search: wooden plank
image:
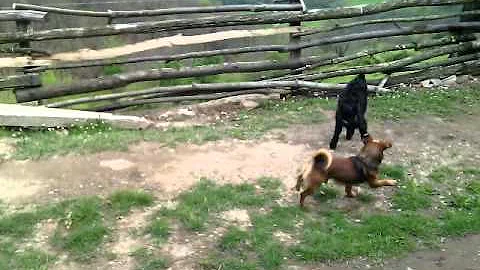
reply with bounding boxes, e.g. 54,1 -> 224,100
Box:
0,104 -> 153,129
0,10 -> 47,21
13,3 -> 302,17
0,74 -> 41,89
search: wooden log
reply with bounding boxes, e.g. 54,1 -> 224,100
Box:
0,74 -> 41,90
1,27 -> 299,68
397,52 -> 480,71
0,10 -> 47,21
272,36 -> 467,80
13,3 -> 303,17
0,0 -> 474,43
12,55 -> 367,102
296,10 -> 480,37
15,40 -> 478,102
27,35 -> 466,74
280,41 -> 480,81
7,21 -> 480,70
45,80 -> 389,108
378,60 -> 480,86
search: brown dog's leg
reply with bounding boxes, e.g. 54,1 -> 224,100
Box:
345,184 -> 357,197
299,179 -> 324,207
368,175 -> 397,188
295,173 -> 303,191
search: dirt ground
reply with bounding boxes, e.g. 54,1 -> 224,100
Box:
1,107 -> 479,269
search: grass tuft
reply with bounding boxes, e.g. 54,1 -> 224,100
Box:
108,190 -> 154,215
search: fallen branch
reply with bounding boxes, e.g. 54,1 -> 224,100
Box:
86,89 -> 287,112
45,80 -> 389,108
0,0 -> 474,43
13,3 -> 303,17
295,10 -> 480,36
0,10 -> 46,21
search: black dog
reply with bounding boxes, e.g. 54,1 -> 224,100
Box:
329,74 -> 369,150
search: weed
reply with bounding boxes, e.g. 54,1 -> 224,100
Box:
108,190 -> 154,215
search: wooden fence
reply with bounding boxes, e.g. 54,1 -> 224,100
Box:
0,0 -> 479,111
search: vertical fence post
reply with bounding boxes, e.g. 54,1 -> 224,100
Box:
285,0 -> 303,99
15,19 -> 42,105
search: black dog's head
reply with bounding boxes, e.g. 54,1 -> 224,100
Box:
346,74 -> 367,95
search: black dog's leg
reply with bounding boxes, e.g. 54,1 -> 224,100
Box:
358,115 -> 368,139
329,117 -> 343,149
346,126 -> 355,140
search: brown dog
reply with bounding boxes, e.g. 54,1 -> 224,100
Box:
295,136 -> 397,207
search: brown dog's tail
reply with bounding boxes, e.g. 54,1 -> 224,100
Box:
295,149 -> 332,191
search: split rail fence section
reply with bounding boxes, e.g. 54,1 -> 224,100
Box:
0,0 -> 479,111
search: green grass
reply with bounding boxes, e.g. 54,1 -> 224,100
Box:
158,179 -> 280,231
108,190 -> 154,215
357,192 -> 376,203
1,97 -> 333,160
0,241 -> 54,270
429,166 -> 457,183
292,211 -> 439,261
392,180 -> 433,211
4,86 -> 479,160
313,184 -> 340,202
219,226 -> 250,251
51,197 -> 108,261
147,218 -> 170,242
370,87 -> 480,121
131,247 -> 168,270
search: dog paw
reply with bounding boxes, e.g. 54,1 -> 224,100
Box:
387,180 -> 397,186
329,141 -> 337,150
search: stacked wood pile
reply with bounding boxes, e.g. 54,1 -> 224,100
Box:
0,0 -> 478,111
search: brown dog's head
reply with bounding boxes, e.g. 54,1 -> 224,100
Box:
360,135 -> 392,164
